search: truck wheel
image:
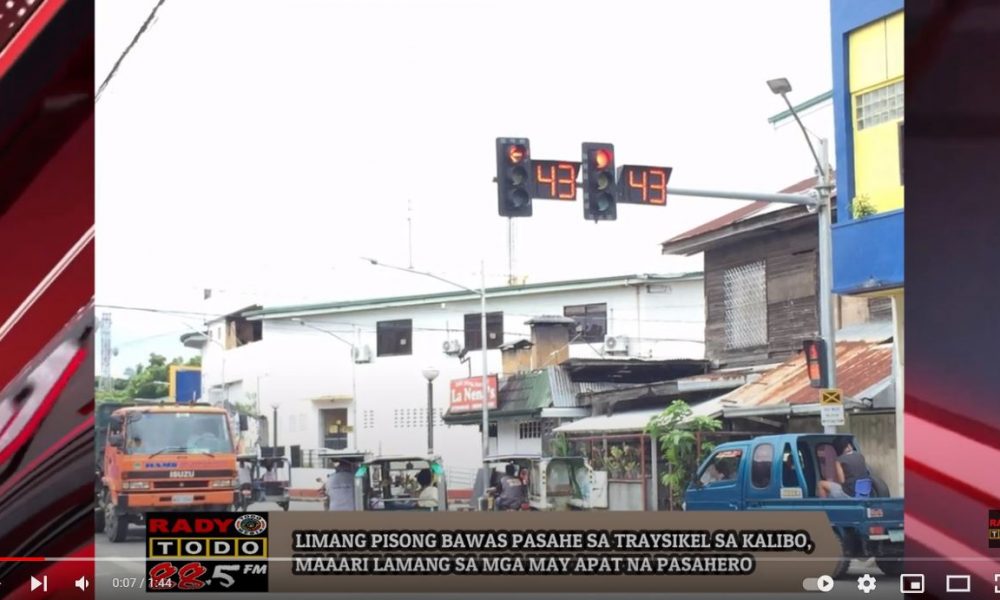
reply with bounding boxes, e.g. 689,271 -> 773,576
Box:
105,498 -> 128,543
831,532 -> 852,580
876,557 -> 903,578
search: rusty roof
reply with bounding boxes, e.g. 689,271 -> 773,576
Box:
663,174 -> 835,246
721,341 -> 893,408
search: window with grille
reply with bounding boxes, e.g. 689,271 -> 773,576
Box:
464,312 -> 504,351
723,260 -> 767,349
518,421 -> 542,439
563,303 -> 607,343
377,319 -> 412,357
868,297 -> 893,322
855,80 -> 903,131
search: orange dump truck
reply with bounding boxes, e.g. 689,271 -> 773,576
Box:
95,402 -> 241,542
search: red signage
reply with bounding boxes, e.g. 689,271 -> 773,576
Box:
449,375 -> 498,413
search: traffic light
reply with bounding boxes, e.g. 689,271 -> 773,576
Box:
802,339 -> 829,388
582,142 -> 616,221
496,138 -> 532,217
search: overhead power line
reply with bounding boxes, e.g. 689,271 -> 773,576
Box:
96,0 -> 169,102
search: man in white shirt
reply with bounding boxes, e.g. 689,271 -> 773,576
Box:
416,469 -> 438,509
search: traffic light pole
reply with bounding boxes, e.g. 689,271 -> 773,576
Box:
667,156 -> 838,434
815,139 -> 839,434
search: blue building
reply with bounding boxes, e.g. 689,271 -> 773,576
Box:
829,0 -> 904,491
830,0 -> 903,297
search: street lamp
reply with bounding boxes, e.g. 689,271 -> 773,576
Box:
768,76 -> 838,433
363,257 -> 491,461
292,317 -> 359,450
422,367 -> 440,456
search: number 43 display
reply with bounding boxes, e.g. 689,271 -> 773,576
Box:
495,138 -> 673,221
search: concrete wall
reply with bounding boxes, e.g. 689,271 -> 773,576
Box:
198,278 -> 705,477
847,411 -> 898,497
608,482 -> 644,511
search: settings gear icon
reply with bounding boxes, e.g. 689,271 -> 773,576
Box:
857,574 -> 877,594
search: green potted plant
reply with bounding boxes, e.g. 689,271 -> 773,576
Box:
852,194 -> 877,219
606,446 -> 625,479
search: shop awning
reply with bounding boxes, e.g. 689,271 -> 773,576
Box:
553,396 -> 729,435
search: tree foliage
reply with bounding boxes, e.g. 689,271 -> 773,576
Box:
646,399 -> 722,510
96,353 -> 202,404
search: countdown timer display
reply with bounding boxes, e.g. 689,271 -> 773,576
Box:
618,165 -> 673,205
532,160 -> 580,200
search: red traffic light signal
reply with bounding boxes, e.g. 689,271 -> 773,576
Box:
496,138 -> 532,217
507,144 -> 527,164
802,339 -> 829,388
582,142 -> 616,222
593,148 -> 612,170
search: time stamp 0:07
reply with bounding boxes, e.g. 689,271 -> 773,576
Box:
112,562 -> 259,591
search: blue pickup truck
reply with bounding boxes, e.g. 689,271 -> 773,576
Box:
684,433 -> 904,578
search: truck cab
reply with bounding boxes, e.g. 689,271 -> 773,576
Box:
97,403 -> 239,542
684,434 -> 904,578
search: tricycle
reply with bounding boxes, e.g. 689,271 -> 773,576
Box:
478,455 -> 602,511
354,455 -> 448,511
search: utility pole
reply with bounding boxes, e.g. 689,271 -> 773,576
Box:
99,312 -> 112,391
766,77 -> 839,434
272,404 -> 278,448
407,199 -> 414,269
507,218 -> 516,285
816,138 -> 838,397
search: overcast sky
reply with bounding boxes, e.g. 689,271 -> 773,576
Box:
95,0 -> 833,376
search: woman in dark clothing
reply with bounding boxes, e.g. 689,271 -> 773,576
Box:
833,437 -> 870,496
817,437 -> 870,498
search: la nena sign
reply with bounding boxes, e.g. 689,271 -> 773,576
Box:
449,375 -> 498,413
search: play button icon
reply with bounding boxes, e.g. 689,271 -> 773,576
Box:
30,576 -> 47,592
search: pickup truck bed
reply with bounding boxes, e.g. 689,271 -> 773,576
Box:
685,434 -> 905,578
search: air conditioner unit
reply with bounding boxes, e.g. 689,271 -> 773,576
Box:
352,345 -> 373,364
442,340 -> 464,356
603,335 -> 630,355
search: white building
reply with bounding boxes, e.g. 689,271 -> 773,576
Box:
186,272 -> 705,481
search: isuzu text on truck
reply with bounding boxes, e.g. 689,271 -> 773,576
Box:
96,402 -> 240,542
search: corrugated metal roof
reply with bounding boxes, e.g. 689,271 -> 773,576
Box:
721,341 -> 894,408
497,370 -> 551,413
548,367 -> 623,407
554,396 -> 730,434
444,367 -> 633,423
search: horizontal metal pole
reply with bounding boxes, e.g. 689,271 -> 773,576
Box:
496,177 -> 821,207
669,187 -> 819,207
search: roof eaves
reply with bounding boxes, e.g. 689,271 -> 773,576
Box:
661,206 -> 816,256
245,272 -> 704,320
